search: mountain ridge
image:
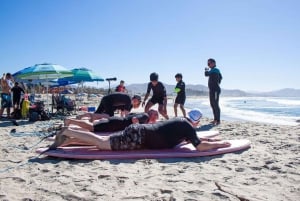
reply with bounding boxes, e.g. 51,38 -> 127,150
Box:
126,83 -> 300,97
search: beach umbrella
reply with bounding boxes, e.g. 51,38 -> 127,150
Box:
56,67 -> 104,83
56,67 -> 104,94
13,63 -> 73,110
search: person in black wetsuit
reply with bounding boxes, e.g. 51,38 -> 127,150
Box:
95,93 -> 141,117
142,72 -> 169,120
49,117 -> 230,151
11,82 -> 25,112
64,110 -> 159,132
174,73 -> 186,117
205,58 -> 222,125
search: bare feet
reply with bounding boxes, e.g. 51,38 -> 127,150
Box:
210,120 -> 221,125
48,128 -> 68,150
197,141 -> 231,152
64,118 -> 71,126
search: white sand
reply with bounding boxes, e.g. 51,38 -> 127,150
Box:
0,104 -> 299,201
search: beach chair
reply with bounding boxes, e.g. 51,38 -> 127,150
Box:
51,94 -> 76,116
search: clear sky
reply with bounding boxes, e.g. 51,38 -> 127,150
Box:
1,0 -> 299,92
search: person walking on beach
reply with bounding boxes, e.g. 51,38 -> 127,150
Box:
49,115 -> 230,151
0,73 -> 14,118
174,73 -> 186,117
142,72 -> 169,120
115,80 -> 128,93
95,93 -> 141,117
205,58 -> 222,125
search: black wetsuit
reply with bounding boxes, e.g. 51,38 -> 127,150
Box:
109,118 -> 201,150
174,80 -> 186,105
205,67 -> 222,122
93,113 -> 149,132
146,81 -> 167,104
11,86 -> 25,106
95,93 -> 132,116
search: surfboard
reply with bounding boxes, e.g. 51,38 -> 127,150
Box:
46,130 -> 220,141
37,139 -> 250,160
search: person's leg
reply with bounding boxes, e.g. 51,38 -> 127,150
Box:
179,104 -> 186,117
50,127 -> 111,150
209,91 -> 217,122
196,141 -> 230,151
174,103 -> 178,117
210,91 -> 220,124
144,101 -> 154,113
64,118 -> 94,131
158,104 -> 169,119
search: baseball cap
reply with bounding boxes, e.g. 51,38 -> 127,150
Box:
188,108 -> 202,122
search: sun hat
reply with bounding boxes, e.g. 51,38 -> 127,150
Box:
188,108 -> 202,122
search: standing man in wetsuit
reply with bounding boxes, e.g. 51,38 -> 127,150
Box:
142,72 -> 169,120
11,82 -> 25,113
174,73 -> 186,118
95,93 -> 141,117
205,58 -> 222,125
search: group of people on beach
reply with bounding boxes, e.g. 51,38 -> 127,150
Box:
0,73 -> 26,119
1,58 -> 227,153
49,58 -> 227,153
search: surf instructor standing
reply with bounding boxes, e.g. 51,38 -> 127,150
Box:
205,58 -> 222,125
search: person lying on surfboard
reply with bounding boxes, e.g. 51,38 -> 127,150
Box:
49,110 -> 230,152
63,109 -> 159,132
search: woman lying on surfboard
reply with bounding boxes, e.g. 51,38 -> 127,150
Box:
49,111 -> 230,152
63,109 -> 159,132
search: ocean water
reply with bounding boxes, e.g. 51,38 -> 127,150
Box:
182,96 -> 300,126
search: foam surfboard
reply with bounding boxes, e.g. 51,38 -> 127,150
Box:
46,130 -> 220,141
37,139 -> 250,160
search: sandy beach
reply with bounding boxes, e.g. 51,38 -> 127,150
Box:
0,103 -> 299,201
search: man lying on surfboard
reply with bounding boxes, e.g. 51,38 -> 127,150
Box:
49,111 -> 230,152
63,109 -> 159,132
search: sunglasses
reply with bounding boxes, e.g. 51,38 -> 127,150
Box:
207,63 -> 211,65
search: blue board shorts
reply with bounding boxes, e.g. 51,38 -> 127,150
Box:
1,93 -> 12,108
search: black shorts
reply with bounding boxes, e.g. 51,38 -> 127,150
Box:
109,124 -> 146,150
175,95 -> 186,105
149,96 -> 164,105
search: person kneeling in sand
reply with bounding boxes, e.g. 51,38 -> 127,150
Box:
49,112 -> 230,152
64,109 -> 159,132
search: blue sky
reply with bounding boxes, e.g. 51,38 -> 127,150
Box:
1,0 -> 299,92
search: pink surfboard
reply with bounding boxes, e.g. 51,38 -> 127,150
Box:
37,139 -> 250,160
46,130 -> 220,141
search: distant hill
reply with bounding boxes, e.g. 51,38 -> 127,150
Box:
253,88 -> 300,97
126,83 -> 300,97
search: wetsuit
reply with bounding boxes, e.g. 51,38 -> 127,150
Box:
205,67 -> 222,122
146,81 -> 167,105
95,93 -> 132,116
109,117 -> 201,150
11,85 -> 25,107
93,112 -> 149,132
174,80 -> 186,105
